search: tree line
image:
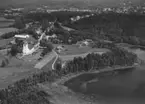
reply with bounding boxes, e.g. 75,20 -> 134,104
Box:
56,45 -> 137,75
66,13 -> 145,46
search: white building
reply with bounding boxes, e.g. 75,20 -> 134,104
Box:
14,35 -> 29,39
45,34 -> 57,40
56,45 -> 65,53
77,39 -> 93,47
36,28 -> 42,35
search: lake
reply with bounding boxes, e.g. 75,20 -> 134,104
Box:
64,66 -> 145,104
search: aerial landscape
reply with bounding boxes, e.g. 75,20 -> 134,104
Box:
0,0 -> 145,104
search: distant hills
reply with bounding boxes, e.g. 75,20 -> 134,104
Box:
0,0 -> 141,8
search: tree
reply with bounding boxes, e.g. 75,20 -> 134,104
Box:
41,19 -> 50,32
1,60 -> 6,67
40,40 -> 54,57
14,17 -> 25,29
10,44 -> 19,56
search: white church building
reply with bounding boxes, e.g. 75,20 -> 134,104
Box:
14,34 -> 39,56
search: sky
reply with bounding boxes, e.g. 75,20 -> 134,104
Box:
0,0 -> 143,8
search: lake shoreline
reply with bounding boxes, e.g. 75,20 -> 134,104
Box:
54,63 -> 138,85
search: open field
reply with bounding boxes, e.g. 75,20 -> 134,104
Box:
34,51 -> 56,69
54,44 -> 109,55
0,17 -> 14,22
0,22 -> 14,28
0,28 -> 17,36
0,68 -> 36,89
0,38 -> 13,47
42,57 -> 56,71
59,48 -> 109,61
0,17 -> 14,28
0,57 -> 36,89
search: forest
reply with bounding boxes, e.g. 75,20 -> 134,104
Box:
66,13 -> 145,46
24,11 -> 91,23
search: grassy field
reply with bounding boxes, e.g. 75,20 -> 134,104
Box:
42,57 -> 56,71
0,17 -> 14,22
0,28 -> 17,35
0,38 -> 13,47
0,49 -> 42,89
0,57 -> 36,89
59,48 -> 109,62
54,44 -> 109,55
0,22 -> 14,27
53,44 -> 109,61
0,17 -> 14,28
0,67 -> 36,89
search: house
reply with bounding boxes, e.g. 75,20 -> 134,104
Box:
61,61 -> 67,69
45,34 -> 57,40
35,28 -> 42,35
55,45 -> 65,53
77,39 -> 93,47
25,22 -> 33,29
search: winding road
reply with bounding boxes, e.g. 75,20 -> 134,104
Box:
52,50 -> 59,70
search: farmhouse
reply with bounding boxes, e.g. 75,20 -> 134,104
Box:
77,39 -> 94,47
55,45 -> 66,53
35,27 -> 42,35
45,34 -> 57,40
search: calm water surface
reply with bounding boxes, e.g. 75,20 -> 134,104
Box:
65,66 -> 145,104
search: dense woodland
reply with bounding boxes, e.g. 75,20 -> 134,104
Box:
24,11 -> 91,23
0,42 -> 137,104
40,40 -> 53,57
66,13 -> 145,46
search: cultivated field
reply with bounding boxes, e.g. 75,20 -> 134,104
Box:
57,44 -> 109,61
34,51 -> 56,69
59,48 -> 109,61
0,17 -> 14,28
0,17 -> 14,22
0,28 -> 17,36
0,38 -> 13,47
54,44 -> 109,55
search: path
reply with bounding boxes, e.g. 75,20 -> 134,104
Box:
52,50 -> 59,70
